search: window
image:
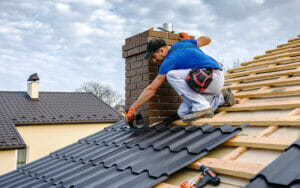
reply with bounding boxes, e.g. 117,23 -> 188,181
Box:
17,148 -> 27,168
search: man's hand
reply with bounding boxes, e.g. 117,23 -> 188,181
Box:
179,32 -> 190,40
126,107 -> 136,122
197,36 -> 211,47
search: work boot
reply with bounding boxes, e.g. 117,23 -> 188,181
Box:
182,108 -> 213,123
222,87 -> 236,106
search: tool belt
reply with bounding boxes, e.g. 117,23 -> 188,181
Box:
185,68 -> 214,93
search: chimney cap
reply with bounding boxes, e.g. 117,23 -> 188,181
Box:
27,73 -> 39,81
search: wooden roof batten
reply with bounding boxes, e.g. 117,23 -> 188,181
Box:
162,35 -> 300,187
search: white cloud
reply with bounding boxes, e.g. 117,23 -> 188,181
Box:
0,0 -> 299,96
56,3 -> 71,13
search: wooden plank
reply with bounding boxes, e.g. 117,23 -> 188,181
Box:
228,76 -> 300,90
223,136 -> 297,150
189,116 -> 300,126
154,183 -> 179,188
187,158 -> 265,179
288,37 -> 300,43
218,100 -> 300,112
266,43 -> 300,54
278,40 -> 300,48
241,51 -> 300,66
225,66 -> 300,83
254,51 -> 300,62
234,86 -> 300,99
227,56 -> 300,74
225,61 -> 300,79
254,48 -> 299,60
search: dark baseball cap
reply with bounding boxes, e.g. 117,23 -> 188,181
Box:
144,38 -> 166,59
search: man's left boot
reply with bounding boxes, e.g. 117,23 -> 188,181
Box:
182,108 -> 213,123
222,87 -> 236,106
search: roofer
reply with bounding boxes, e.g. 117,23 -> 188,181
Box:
126,32 -> 235,123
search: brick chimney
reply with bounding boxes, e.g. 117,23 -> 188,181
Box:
123,28 -> 189,125
27,73 -> 40,100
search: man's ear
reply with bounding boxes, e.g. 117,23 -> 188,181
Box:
161,47 -> 167,54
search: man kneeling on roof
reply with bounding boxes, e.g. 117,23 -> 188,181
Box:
126,32 -> 235,123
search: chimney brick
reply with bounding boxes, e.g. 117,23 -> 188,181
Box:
123,28 -> 193,125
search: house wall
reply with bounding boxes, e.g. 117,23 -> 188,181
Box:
0,150 -> 16,175
16,123 -> 111,162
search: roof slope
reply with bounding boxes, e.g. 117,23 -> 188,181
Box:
0,91 -> 122,150
0,111 -> 25,150
0,119 -> 247,188
166,35 -> 300,187
246,138 -> 300,188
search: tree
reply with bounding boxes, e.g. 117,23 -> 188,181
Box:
76,81 -> 124,112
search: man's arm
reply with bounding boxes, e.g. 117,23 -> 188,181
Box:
131,74 -> 166,110
197,36 -> 211,47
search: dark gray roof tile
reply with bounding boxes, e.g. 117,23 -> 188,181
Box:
0,119 -> 247,188
246,137 -> 300,188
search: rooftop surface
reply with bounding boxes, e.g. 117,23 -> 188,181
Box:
0,119 -> 246,188
0,91 -> 122,150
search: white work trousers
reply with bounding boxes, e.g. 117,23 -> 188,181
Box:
166,69 -> 225,118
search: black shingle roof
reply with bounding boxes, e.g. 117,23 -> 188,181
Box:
0,111 -> 26,150
0,119 -> 247,188
246,138 -> 300,188
0,91 -> 122,150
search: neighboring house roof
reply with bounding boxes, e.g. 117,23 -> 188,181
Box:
246,137 -> 300,188
0,119 -> 247,188
0,111 -> 26,150
0,91 -> 123,150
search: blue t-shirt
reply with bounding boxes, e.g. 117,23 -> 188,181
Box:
158,39 -> 220,75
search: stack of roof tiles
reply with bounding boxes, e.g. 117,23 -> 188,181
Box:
0,91 -> 122,150
0,119 -> 247,188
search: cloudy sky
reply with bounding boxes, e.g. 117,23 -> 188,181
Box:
0,0 -> 299,96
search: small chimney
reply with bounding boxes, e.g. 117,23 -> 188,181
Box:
27,73 -> 39,100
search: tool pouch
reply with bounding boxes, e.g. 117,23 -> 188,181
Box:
185,69 -> 214,93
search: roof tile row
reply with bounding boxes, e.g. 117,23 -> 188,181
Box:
0,119 -> 247,188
